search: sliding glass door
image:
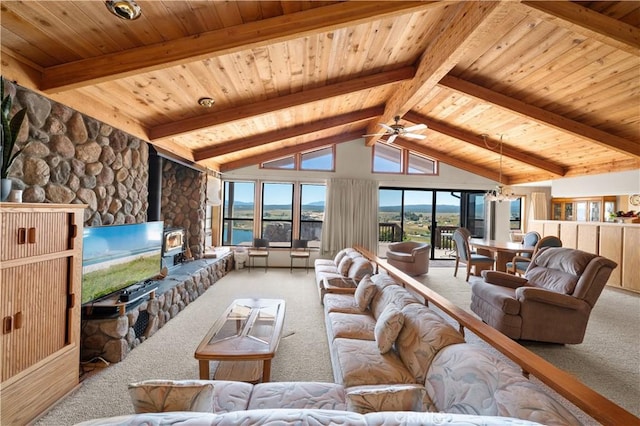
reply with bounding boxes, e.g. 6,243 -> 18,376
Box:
379,187 -> 486,260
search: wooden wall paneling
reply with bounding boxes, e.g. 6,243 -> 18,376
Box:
559,222 -> 578,248
622,226 -> 640,292
528,221 -> 544,236
598,226 -> 623,287
576,224 -> 599,254
543,221 -> 560,237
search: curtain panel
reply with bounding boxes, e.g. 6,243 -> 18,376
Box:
528,192 -> 549,228
321,178 -> 379,256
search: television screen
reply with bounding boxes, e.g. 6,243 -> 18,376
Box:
82,221 -> 163,305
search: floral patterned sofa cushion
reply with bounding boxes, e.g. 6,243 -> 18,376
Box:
326,311 -> 376,341
128,380 -> 216,413
425,343 -> 581,426
396,303 -> 466,384
331,338 -> 416,387
346,384 -> 431,413
248,382 -> 347,411
75,410 -> 545,426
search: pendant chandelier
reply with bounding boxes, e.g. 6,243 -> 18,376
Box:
483,134 -> 517,203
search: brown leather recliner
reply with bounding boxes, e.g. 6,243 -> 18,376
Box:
470,247 -> 617,344
386,241 -> 430,276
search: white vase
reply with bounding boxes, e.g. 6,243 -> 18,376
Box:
1,178 -> 12,201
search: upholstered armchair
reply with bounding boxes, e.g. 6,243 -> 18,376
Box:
386,241 -> 430,276
507,235 -> 561,276
470,247 -> 617,344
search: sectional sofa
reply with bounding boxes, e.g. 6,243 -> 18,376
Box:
321,271 -> 581,425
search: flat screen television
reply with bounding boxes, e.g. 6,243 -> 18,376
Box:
81,221 -> 164,305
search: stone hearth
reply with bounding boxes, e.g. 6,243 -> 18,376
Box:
81,251 -> 232,363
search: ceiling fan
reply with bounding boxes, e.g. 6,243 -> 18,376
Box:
363,115 -> 428,144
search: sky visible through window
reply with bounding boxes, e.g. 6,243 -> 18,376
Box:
225,182 -> 326,205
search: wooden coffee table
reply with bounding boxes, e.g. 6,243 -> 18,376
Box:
194,298 -> 285,383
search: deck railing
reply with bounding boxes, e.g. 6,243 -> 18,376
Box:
353,245 -> 638,426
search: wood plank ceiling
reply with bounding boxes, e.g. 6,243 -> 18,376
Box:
1,1 -> 638,185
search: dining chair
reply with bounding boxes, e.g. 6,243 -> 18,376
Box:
505,231 -> 540,274
290,239 -> 310,273
452,228 -> 494,281
248,238 -> 270,272
507,235 -> 562,276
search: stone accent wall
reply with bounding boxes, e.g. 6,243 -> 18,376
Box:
161,159 -> 206,259
81,254 -> 232,363
3,80 -> 148,226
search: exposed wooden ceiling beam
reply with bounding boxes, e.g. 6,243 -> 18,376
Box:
40,2 -> 437,92
521,1 -> 640,56
390,138 -> 503,183
364,1 -> 511,146
218,130 -> 363,173
194,107 -> 383,161
150,66 -> 415,141
439,75 -> 640,158
403,111 -> 566,177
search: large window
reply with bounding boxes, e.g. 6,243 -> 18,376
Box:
221,180 -> 325,248
373,142 -> 437,174
262,183 -> 293,247
261,146 -> 334,171
300,184 -> 325,248
222,181 -> 255,246
379,187 -> 486,259
510,198 -> 523,230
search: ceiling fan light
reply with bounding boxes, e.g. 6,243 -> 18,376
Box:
105,0 -> 142,20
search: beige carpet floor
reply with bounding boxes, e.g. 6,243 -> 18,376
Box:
35,266 -> 639,425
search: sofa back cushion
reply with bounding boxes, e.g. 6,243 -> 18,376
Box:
333,248 -> 350,265
370,285 -> 419,320
337,255 -> 353,276
347,257 -> 375,282
395,304 -> 465,384
425,344 -> 581,425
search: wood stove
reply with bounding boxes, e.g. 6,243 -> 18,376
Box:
163,227 -> 185,269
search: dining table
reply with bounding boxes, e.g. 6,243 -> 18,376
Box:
469,238 -> 535,273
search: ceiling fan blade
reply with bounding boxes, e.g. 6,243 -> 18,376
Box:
379,123 -> 395,132
387,134 -> 398,144
403,123 -> 427,132
362,132 -> 388,137
405,133 -> 427,140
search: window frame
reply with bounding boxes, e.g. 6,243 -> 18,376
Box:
261,145 -> 335,172
372,142 -> 437,175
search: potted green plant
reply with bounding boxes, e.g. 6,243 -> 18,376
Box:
1,76 -> 27,201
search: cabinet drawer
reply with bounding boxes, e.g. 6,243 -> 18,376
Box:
1,212 -> 72,261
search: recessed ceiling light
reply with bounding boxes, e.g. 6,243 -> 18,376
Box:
105,0 -> 142,20
198,97 -> 215,108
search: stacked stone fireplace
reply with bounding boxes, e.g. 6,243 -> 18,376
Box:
2,80 -> 222,364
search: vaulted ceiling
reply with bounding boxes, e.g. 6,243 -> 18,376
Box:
1,1 -> 638,185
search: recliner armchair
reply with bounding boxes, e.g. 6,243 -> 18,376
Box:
470,247 -> 617,344
385,241 -> 430,276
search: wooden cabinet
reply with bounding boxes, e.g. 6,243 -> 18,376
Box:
551,196 -> 616,222
0,203 -> 85,425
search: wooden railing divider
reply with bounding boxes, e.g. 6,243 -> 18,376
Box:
353,245 -> 638,426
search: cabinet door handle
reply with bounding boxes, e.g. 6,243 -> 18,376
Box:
28,227 -> 36,244
18,227 -> 27,244
2,316 -> 11,334
13,312 -> 23,329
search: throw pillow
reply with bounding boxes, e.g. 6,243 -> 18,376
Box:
374,304 -> 404,353
128,380 -> 214,413
337,255 -> 353,276
354,274 -> 376,311
346,384 -> 428,413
